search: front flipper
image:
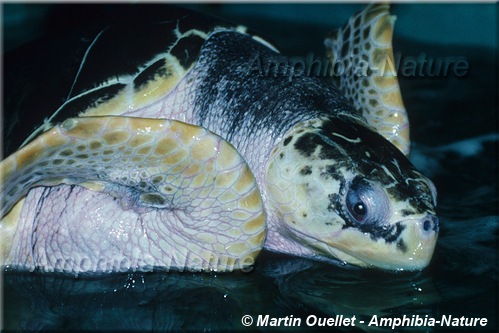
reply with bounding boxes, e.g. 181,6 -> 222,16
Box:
325,4 -> 410,156
1,117 -> 266,272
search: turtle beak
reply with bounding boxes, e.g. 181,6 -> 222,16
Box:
396,213 -> 439,270
313,213 -> 439,271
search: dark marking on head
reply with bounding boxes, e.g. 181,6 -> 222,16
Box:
400,209 -> 414,217
341,217 -> 406,244
381,223 -> 405,243
283,136 -> 293,146
319,165 -> 344,181
294,133 -> 320,158
397,239 -> 407,253
327,193 -> 340,213
387,179 -> 435,215
317,116 -> 418,183
318,143 -> 346,162
299,166 -> 312,176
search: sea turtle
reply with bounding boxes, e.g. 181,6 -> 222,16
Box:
1,4 -> 438,273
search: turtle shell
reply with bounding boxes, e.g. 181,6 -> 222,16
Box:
3,5 -> 276,156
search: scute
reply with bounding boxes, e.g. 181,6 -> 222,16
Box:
54,84 -> 128,122
6,10 -> 235,155
70,21 -> 182,97
325,4 -> 410,156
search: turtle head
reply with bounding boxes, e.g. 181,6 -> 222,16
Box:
266,116 -> 438,271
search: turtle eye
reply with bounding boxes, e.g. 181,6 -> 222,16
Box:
346,192 -> 367,222
344,177 -> 390,225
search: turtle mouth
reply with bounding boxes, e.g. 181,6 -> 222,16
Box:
294,214 -> 439,271
353,220 -> 438,271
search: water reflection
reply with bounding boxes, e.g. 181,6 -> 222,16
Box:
262,254 -> 442,332
4,268 -> 260,331
4,253 -> 444,332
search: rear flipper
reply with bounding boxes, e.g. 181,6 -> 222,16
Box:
1,116 -> 266,272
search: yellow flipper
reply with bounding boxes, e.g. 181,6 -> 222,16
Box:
1,116 -> 266,272
325,3 -> 410,156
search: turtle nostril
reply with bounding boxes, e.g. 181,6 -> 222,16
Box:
423,220 -> 432,231
422,216 -> 439,233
